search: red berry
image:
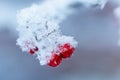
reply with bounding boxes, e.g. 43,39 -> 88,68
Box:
33,47 -> 39,51
29,47 -> 39,55
59,43 -> 75,58
48,54 -> 62,67
29,49 -> 35,55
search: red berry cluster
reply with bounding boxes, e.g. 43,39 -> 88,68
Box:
48,43 -> 75,67
29,47 -> 39,55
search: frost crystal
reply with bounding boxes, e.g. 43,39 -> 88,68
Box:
16,0 -> 107,67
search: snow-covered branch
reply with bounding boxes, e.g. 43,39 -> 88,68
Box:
16,0 -> 107,67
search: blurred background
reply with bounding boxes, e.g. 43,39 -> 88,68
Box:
1,0 -> 120,80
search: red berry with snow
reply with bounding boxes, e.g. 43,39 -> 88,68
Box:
59,43 -> 75,58
29,47 -> 39,55
29,49 -> 35,55
48,53 -> 62,67
34,47 -> 39,51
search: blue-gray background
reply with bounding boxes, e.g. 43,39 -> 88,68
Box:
0,0 -> 120,80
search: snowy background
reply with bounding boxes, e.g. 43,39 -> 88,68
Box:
0,0 -> 120,80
